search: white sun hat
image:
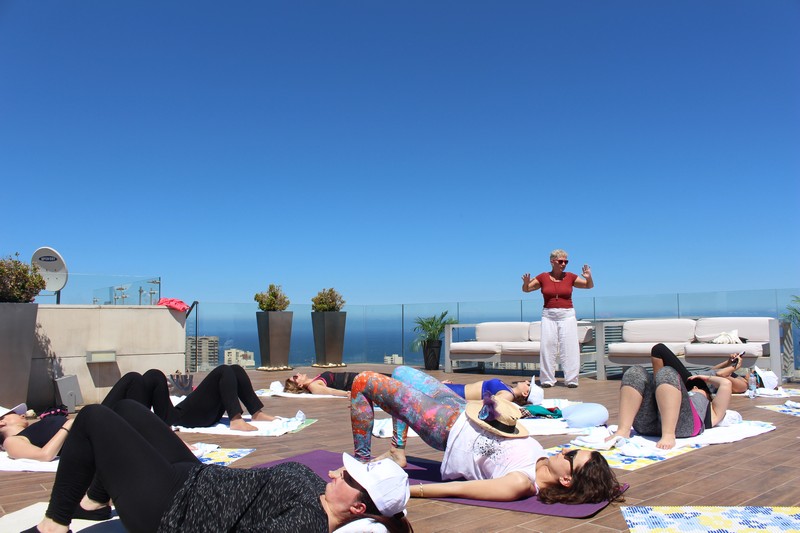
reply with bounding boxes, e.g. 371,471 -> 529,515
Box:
0,403 -> 27,417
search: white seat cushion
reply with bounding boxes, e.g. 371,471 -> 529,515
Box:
608,341 -> 689,356
476,322 -> 530,342
449,341 -> 501,355
528,322 -> 542,342
621,319 -> 696,343
694,317 -> 772,343
499,341 -> 541,355
684,342 -> 767,358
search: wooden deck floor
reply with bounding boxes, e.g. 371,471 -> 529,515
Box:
2,364 -> 799,532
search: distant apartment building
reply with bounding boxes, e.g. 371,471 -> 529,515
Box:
185,336 -> 219,372
224,348 -> 256,369
383,354 -> 404,365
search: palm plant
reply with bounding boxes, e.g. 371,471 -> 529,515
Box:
782,295 -> 800,329
411,311 -> 458,351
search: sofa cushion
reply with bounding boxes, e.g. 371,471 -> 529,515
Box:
528,322 -> 542,342
608,341 -> 689,357
621,319 -> 696,343
684,342 -> 767,358
476,322 -> 530,342
694,317 -> 772,343
449,341 -> 501,355
499,341 -> 541,355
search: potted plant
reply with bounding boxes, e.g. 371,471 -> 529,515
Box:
412,311 -> 458,370
311,288 -> 346,367
254,284 -> 293,370
0,253 -> 46,406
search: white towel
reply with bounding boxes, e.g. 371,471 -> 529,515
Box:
372,418 -> 418,438
255,386 -> 346,399
174,411 -> 308,437
518,418 -> 591,436
0,451 -> 58,472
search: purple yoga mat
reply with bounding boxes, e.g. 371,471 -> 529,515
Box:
254,449 -> 626,518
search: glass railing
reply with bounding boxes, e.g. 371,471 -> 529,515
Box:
182,288 -> 799,370
32,277 -> 798,371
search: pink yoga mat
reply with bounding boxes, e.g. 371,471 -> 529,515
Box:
255,449 -> 626,518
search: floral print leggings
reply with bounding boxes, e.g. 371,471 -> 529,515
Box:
350,366 -> 467,462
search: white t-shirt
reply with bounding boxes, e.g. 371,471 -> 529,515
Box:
440,412 -> 545,487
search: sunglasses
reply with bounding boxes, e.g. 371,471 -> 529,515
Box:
564,449 -> 578,475
554,259 -> 569,265
342,470 -> 363,491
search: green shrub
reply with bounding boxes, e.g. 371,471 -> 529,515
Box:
311,288 -> 345,312
0,253 -> 46,303
254,284 -> 290,311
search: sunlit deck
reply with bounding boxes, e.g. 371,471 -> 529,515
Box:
2,364 -> 799,532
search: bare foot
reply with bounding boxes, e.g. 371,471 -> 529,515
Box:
79,495 -> 110,511
33,517 -> 70,533
374,447 -> 407,468
251,411 -> 275,422
230,417 -> 258,431
656,435 -> 676,450
606,429 -> 630,443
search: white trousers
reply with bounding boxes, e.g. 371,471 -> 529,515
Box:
537,308 -> 580,385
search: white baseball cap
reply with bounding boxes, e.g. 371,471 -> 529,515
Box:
0,403 -> 27,418
341,453 -> 409,517
527,382 -> 544,405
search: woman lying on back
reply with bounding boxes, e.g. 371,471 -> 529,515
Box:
0,403 -> 70,462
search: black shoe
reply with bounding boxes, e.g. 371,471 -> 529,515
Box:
567,383 -> 579,389
539,382 -> 554,388
72,505 -> 112,521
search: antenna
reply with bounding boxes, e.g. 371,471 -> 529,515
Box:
31,247 -> 68,304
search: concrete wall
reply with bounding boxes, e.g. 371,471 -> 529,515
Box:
28,305 -> 186,409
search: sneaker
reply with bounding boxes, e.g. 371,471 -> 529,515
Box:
567,383 -> 579,389
539,382 -> 554,388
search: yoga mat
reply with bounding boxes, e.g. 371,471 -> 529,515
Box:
549,443 -> 698,472
255,449 -> 625,518
621,505 -> 800,532
0,502 -> 124,532
757,403 -> 800,417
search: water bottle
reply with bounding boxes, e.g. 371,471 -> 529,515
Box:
748,371 -> 758,399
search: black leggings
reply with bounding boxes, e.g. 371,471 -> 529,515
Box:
47,401 -> 199,533
650,343 -> 711,396
103,364 -> 265,427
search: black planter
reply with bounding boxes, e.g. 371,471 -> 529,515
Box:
311,311 -> 346,365
0,303 -> 38,407
422,340 -> 442,371
256,311 -> 293,367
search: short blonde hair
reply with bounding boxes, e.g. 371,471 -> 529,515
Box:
550,249 -> 568,260
284,378 -> 308,394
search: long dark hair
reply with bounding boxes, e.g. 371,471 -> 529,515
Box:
537,451 -> 625,505
337,485 -> 414,533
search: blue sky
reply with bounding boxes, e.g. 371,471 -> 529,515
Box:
2,1 -> 798,306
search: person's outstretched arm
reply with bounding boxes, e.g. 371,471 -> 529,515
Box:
521,273 -> 541,292
573,264 -> 594,288
410,472 -> 534,501
306,380 -> 349,397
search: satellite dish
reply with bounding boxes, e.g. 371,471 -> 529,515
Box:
31,246 -> 68,293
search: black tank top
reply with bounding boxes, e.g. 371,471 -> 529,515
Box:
18,415 -> 67,449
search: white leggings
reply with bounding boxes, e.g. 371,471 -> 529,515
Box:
537,308 -> 580,385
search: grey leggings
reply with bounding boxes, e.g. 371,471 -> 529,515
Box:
622,365 -> 701,438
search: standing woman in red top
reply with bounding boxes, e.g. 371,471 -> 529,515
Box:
521,249 -> 593,388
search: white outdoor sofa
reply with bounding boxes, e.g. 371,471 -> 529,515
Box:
598,316 -> 782,381
443,321 -> 594,373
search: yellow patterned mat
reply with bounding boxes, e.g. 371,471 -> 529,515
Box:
547,443 -> 699,471
622,505 -> 800,532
